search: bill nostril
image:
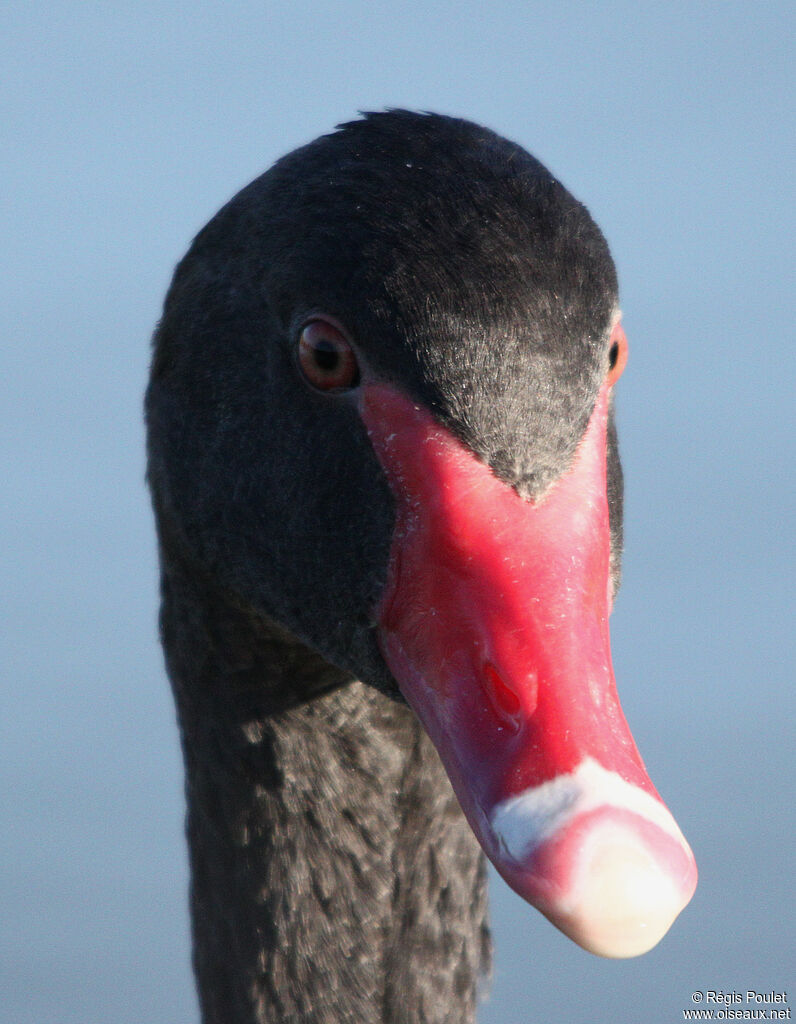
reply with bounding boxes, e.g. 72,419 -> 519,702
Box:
484,661 -> 537,727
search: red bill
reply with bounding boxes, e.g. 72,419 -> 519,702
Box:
360,380 -> 697,958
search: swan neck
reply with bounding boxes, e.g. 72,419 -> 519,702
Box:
158,560 -> 489,1023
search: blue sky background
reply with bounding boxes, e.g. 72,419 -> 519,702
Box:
3,3 -> 793,1022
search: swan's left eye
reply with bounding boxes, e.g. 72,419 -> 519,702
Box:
607,321 -> 628,386
298,319 -> 360,392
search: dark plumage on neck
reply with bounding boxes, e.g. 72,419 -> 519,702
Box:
157,546 -> 489,1024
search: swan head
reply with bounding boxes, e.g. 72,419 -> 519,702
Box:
146,110 -> 696,958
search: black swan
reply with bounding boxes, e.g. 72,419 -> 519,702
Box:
146,110 -> 696,1024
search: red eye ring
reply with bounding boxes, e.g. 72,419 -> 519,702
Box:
297,318 -> 360,393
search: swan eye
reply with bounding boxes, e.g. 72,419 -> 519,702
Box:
298,319 -> 360,392
606,321 -> 628,386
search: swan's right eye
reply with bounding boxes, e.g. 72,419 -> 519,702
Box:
298,319 -> 360,393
